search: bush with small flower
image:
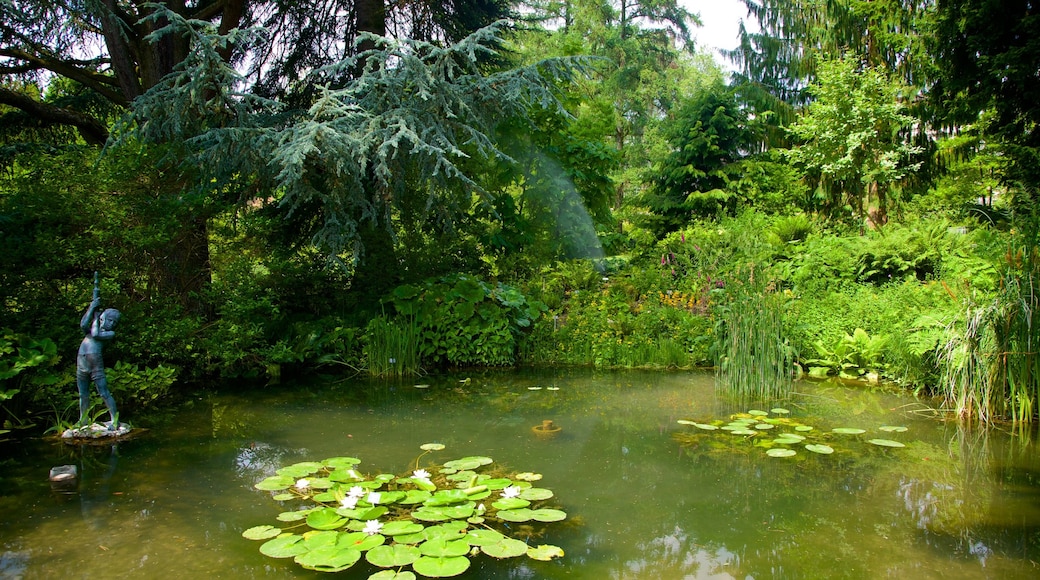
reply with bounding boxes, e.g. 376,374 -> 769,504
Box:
243,443 -> 567,577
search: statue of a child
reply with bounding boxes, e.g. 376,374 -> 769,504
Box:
77,272 -> 121,430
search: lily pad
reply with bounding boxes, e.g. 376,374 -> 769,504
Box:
693,422 -> 719,430
527,544 -> 565,561
754,423 -> 775,430
242,525 -> 282,540
879,425 -> 908,433
294,546 -> 362,573
481,538 -> 529,559
676,420 -> 696,425
303,511 -> 347,536
495,508 -> 533,522
442,456 -> 493,470
414,384 -> 431,389
420,443 -> 445,451
766,448 -> 797,458
466,529 -> 505,546
400,490 -> 433,505
868,438 -> 906,448
795,425 -> 814,432
804,444 -> 834,454
519,487 -> 554,501
832,427 -> 866,435
276,462 -> 324,478
492,498 -> 530,510
412,555 -> 470,577
255,475 -> 294,491
380,521 -> 425,536
370,570 -> 417,580
748,409 -> 769,416
323,457 -> 362,469
419,539 -> 470,558
530,508 -> 567,522
773,436 -> 803,445
728,428 -> 757,435
514,472 -> 542,482
366,544 -> 421,568
770,408 -> 791,414
259,534 -> 307,558
277,508 -> 315,522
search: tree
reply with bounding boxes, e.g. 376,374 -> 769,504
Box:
0,1 -> 513,308
726,0 -> 931,147
642,83 -> 759,233
784,57 -> 921,225
930,0 -> 1040,193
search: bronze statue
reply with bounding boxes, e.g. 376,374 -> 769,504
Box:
77,272 -> 121,430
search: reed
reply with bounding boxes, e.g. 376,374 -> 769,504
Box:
938,226 -> 1039,423
364,316 -> 421,377
715,287 -> 793,402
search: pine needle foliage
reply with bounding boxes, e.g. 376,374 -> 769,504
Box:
116,9 -> 594,261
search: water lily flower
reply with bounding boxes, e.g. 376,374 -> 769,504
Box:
295,479 -> 310,490
367,491 -> 381,505
363,520 -> 383,536
413,469 -> 431,481
502,486 -> 521,499
348,486 -> 365,498
476,503 -> 486,514
339,495 -> 359,509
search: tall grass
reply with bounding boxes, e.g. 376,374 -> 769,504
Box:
364,316 -> 422,377
715,286 -> 793,402
938,235 -> 1039,423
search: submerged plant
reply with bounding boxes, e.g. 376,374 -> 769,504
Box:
244,444 -> 566,577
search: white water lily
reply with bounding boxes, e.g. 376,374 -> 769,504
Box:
339,495 -> 359,509
501,486 -> 521,499
294,479 -> 310,490
367,491 -> 381,505
348,486 -> 365,498
363,520 -> 383,535
413,469 -> 431,480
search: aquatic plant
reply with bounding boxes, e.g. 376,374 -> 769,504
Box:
676,408 -> 909,458
244,444 -> 566,577
714,277 -> 793,401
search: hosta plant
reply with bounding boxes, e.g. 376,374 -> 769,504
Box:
244,444 -> 566,577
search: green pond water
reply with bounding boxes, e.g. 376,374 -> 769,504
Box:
2,368 -> 1040,579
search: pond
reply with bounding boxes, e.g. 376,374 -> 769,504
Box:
2,368 -> 1039,579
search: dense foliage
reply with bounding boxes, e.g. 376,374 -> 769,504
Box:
1,0 -> 1039,430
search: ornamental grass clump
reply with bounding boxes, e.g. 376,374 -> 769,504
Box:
244,444 -> 567,577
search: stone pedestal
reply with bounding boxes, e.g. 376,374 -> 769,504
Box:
61,422 -> 131,440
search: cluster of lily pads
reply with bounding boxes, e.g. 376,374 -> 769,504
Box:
244,444 -> 566,578
677,408 -> 909,458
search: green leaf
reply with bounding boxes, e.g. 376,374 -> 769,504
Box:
495,508 -> 533,522
481,538 -> 529,558
766,448 -> 797,457
412,555 -> 471,577
276,462 -> 324,477
527,544 -> 565,561
530,509 -> 567,522
369,571 -> 417,580
868,439 -> 906,448
294,545 -> 361,572
804,444 -> 834,454
242,525 -> 281,540
519,488 -> 554,501
380,521 -> 425,536
259,534 -> 307,558
832,428 -> 866,434
491,498 -> 530,510
420,539 -> 470,558
465,529 -> 505,546
306,508 -> 347,530
255,475 -> 294,491
366,544 -> 421,568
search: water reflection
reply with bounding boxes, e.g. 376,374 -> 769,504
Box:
1,370 -> 1039,579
